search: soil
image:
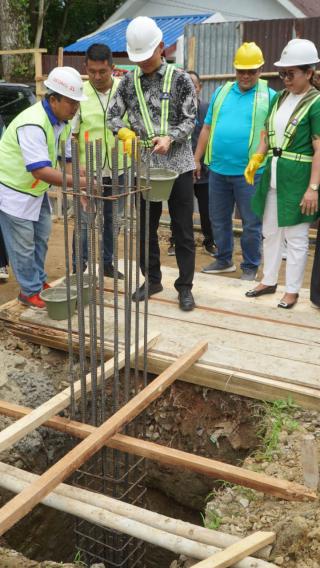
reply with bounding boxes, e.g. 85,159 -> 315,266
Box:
0,220 -> 319,567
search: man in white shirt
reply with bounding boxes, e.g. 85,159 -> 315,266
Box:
0,67 -> 87,309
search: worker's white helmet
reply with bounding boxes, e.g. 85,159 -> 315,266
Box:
44,66 -> 87,101
126,16 -> 163,62
274,39 -> 320,67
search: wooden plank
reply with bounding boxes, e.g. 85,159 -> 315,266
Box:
187,36 -> 196,70
0,333 -> 159,454
191,532 -> 275,568
0,341 -> 207,536
2,314 -> 320,410
57,47 -> 64,67
0,49 -> 47,55
0,400 -> 315,502
146,351 -> 320,411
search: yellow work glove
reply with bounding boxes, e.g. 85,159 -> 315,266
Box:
244,153 -> 265,185
118,127 -> 136,156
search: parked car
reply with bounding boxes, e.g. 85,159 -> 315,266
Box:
0,81 -> 36,127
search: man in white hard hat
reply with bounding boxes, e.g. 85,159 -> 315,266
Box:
108,16 -> 197,311
0,66 -> 87,309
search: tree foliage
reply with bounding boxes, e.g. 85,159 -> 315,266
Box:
1,1 -> 125,54
40,0 -> 125,53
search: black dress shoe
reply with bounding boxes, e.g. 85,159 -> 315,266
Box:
132,282 -> 163,302
278,294 -> 299,309
104,263 -> 124,280
245,284 -> 277,298
178,288 -> 195,311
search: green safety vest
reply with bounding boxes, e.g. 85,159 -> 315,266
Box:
79,79 -> 126,172
133,64 -> 175,147
204,79 -> 270,165
0,101 -> 70,197
266,88 -> 320,163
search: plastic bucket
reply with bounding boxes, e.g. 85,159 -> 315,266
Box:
40,286 -> 77,321
62,274 -> 90,306
141,168 -> 179,202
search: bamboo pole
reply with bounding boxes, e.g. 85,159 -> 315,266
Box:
0,463 -> 276,568
0,341 -> 207,536
0,400 -> 314,503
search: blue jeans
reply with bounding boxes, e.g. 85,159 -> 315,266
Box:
72,175 -> 124,271
208,171 -> 262,270
0,193 -> 51,295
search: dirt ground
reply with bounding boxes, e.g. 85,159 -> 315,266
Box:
0,217 -> 317,305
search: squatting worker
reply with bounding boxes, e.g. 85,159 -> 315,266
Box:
194,43 -> 276,281
107,16 -> 197,312
71,43 -> 126,279
245,39 -> 320,309
0,67 -> 87,309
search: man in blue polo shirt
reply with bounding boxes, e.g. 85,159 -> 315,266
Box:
194,42 -> 276,280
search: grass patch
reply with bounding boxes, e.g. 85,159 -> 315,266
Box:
254,397 -> 300,461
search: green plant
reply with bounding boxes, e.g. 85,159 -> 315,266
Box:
255,397 -> 299,461
205,508 -> 222,530
73,550 -> 87,567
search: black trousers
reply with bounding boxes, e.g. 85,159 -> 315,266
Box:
310,221 -> 320,307
194,182 -> 214,245
140,170 -> 195,290
169,181 -> 214,247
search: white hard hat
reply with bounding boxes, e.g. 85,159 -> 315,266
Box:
274,38 -> 320,67
44,66 -> 87,101
126,16 -> 163,62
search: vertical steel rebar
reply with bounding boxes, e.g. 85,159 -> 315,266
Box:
71,138 -> 87,422
86,139 -> 98,426
95,139 -> 105,425
61,141 -> 76,417
134,138 -> 141,390
143,149 -> 151,388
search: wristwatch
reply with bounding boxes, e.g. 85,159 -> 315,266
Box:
309,183 -> 319,191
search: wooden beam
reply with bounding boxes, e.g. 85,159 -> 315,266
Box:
0,333 -> 159,454
0,401 -> 315,502
191,532 -> 275,568
0,341 -> 207,536
187,36 -> 196,70
0,49 -> 47,55
57,47 -> 64,67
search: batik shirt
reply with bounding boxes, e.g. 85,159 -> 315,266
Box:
107,60 -> 197,175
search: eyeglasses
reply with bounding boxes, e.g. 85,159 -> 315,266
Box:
237,69 -> 259,76
279,70 -> 301,80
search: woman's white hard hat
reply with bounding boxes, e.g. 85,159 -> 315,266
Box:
126,16 -> 163,62
274,38 -> 320,67
44,66 -> 87,101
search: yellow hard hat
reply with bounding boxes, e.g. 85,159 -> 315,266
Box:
234,42 -> 264,69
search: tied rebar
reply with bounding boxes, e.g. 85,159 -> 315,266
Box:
61,135 -> 150,567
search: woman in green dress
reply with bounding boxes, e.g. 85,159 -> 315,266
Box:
244,38 -> 320,309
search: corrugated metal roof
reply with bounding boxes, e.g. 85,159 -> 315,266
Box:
184,21 -> 241,103
64,14 -> 212,53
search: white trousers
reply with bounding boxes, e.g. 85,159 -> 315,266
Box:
261,188 -> 310,293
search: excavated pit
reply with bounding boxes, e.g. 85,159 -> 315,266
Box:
0,330 -> 263,567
